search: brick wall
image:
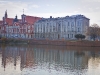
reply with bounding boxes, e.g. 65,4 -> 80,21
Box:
27,39 -> 100,47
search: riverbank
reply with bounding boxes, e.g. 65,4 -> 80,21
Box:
0,38 -> 100,47
28,39 -> 100,47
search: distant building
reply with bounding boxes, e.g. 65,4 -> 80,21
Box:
34,15 -> 90,40
0,10 -> 41,39
0,11 -> 90,40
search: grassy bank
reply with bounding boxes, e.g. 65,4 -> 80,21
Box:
0,37 -> 100,47
0,38 -> 28,44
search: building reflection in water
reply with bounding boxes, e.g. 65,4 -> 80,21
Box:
0,44 -> 100,73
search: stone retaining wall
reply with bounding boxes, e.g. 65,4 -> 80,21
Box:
27,39 -> 100,47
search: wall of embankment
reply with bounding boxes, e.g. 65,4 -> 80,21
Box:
27,40 -> 100,47
1,38 -> 100,47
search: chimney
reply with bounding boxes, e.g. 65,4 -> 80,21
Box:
50,16 -> 52,19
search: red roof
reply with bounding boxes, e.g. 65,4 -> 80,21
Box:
6,18 -> 22,25
0,21 -> 3,24
25,16 -> 41,24
1,15 -> 41,25
6,18 -> 14,25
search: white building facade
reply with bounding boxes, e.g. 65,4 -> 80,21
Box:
34,15 -> 90,40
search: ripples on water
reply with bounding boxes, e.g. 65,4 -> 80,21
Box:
0,44 -> 100,75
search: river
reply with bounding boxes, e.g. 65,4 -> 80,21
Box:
0,44 -> 100,75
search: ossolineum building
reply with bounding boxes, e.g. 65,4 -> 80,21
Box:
34,15 -> 90,40
0,10 -> 41,39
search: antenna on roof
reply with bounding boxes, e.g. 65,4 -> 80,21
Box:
23,9 -> 24,14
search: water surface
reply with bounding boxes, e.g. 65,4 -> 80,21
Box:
0,44 -> 100,75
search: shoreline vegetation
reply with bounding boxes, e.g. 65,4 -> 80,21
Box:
0,37 -> 100,47
0,38 -> 28,44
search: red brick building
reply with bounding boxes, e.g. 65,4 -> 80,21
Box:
0,10 -> 41,39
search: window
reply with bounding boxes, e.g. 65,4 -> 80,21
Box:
53,26 -> 55,32
50,26 -> 52,32
78,28 -> 80,32
58,23 -> 61,32
64,26 -> 66,32
72,28 -> 74,32
68,34 -> 69,38
47,23 -> 49,25
68,22 -> 69,26
71,22 -> 74,27
77,21 -> 79,26
71,34 -> 73,38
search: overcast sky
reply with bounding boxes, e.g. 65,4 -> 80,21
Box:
0,0 -> 100,25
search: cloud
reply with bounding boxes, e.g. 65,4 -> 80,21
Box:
0,1 -> 29,18
0,0 -> 39,19
77,0 -> 100,14
79,12 -> 100,25
82,0 -> 100,2
0,0 -> 8,2
31,5 -> 40,8
0,0 -> 100,26
46,4 -> 55,7
26,12 -> 80,18
0,0 -> 41,19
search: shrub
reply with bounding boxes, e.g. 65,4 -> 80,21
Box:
75,34 -> 85,40
1,37 -> 7,42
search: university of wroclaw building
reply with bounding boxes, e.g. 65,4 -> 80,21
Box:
34,15 -> 90,40
0,10 -> 41,39
0,10 -> 90,40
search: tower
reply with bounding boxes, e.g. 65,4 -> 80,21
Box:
5,10 -> 8,18
2,10 -> 8,24
21,9 -> 26,23
2,17 -> 5,24
13,15 -> 18,22
21,14 -> 26,23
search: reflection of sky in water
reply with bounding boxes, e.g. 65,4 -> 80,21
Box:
0,45 -> 100,75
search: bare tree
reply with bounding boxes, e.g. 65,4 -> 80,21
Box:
87,24 -> 100,41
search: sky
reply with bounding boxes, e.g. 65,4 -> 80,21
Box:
0,0 -> 100,25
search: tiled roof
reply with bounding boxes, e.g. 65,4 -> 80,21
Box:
6,18 -> 14,25
1,15 -> 41,25
25,16 -> 41,24
6,18 -> 22,25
